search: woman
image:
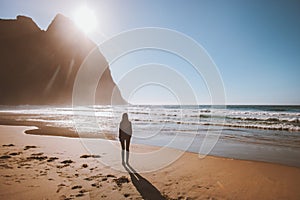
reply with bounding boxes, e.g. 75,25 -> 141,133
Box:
119,113 -> 132,164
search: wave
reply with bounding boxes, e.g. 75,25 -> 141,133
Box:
1,105 -> 300,132
226,116 -> 300,124
203,122 -> 300,132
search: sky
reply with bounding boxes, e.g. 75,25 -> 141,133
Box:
0,0 -> 299,105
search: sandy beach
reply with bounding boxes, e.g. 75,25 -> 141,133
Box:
1,0 -> 300,199
0,125 -> 300,200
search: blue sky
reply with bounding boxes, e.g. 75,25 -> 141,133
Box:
1,0 -> 299,105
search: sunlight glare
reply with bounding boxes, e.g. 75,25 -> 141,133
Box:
74,6 -> 97,34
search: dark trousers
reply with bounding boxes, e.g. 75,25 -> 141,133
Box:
120,137 -> 131,152
120,137 -> 131,164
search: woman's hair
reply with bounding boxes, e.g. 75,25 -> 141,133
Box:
122,113 -> 128,121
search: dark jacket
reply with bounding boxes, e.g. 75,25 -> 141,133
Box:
119,120 -> 132,140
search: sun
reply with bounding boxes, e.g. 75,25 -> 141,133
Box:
73,6 -> 97,34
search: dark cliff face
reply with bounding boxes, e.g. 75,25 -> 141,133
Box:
0,14 -> 125,105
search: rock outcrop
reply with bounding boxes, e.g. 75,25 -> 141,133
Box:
0,14 -> 125,105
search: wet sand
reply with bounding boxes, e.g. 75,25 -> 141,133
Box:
0,125 -> 300,199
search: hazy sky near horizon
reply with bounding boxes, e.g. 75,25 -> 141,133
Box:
1,0 -> 299,105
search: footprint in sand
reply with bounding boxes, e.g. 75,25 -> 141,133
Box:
56,160 -> 73,168
0,155 -> 11,159
71,185 -> 82,190
59,195 -> 67,200
57,164 -> 70,169
61,159 -> 73,164
31,152 -> 43,156
24,145 -> 37,150
47,157 -> 59,162
79,189 -> 87,194
113,176 -> 130,187
123,193 -> 130,198
91,183 -> 102,188
107,174 -> 116,178
80,154 -> 101,159
2,144 -> 14,147
56,183 -> 66,193
59,195 -> 73,200
9,152 -> 22,156
27,155 -> 48,161
75,193 -> 84,197
0,164 -> 13,169
82,164 -> 88,168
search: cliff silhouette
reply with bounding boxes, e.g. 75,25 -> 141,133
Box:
0,14 -> 125,105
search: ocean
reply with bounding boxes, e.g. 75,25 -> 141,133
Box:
0,105 -> 299,167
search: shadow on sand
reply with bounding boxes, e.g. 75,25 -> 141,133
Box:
123,163 -> 166,200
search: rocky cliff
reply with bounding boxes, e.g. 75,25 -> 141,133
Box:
0,14 -> 125,105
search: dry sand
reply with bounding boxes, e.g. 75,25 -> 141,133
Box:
0,125 -> 300,200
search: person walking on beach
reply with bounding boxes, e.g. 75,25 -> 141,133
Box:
119,113 -> 132,165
